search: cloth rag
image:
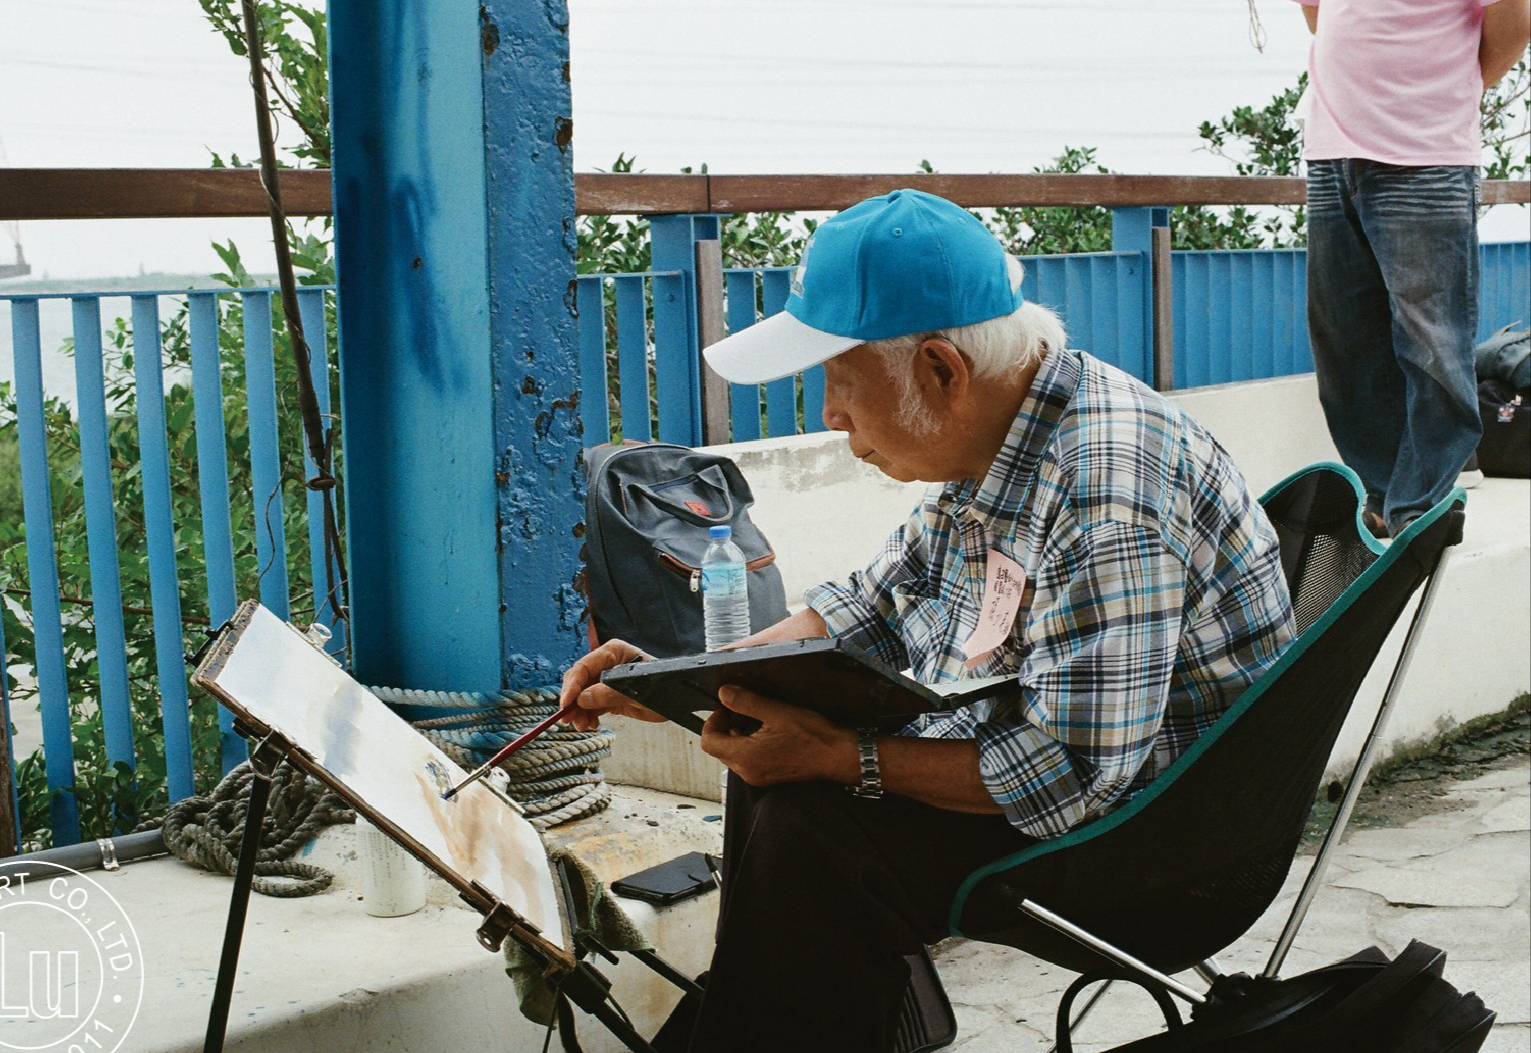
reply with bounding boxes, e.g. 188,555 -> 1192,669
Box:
503,846 -> 652,1025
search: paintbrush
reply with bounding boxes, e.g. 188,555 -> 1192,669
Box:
441,701 -> 577,801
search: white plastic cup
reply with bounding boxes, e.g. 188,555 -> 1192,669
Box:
357,819 -> 427,917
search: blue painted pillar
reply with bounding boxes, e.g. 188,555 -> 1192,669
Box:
1111,207 -> 1170,384
329,1 -> 583,691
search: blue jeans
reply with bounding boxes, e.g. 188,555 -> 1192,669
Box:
1306,160 -> 1482,534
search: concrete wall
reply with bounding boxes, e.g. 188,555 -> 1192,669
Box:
602,372 -> 1530,797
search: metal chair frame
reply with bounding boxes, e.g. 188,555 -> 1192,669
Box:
1023,536 -> 1458,1049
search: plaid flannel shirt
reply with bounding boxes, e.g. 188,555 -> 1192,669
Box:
805,349 -> 1295,838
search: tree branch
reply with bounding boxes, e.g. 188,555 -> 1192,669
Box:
2,588 -> 210,627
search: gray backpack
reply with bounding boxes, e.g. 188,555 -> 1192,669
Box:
580,444 -> 789,658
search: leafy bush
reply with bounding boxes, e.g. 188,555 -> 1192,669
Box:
1,239 -> 337,848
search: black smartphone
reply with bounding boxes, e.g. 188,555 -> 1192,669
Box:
611,851 -> 719,906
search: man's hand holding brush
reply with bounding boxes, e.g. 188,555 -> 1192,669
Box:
556,638 -> 665,731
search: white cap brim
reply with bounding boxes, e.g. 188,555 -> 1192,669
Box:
703,309 -> 861,385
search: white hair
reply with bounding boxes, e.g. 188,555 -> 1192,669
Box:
865,256 -> 1067,433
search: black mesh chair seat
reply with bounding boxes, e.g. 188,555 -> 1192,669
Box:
945,463 -> 1467,977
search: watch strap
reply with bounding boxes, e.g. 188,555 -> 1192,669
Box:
851,727 -> 883,799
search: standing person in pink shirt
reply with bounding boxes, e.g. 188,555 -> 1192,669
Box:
1295,0 -> 1530,538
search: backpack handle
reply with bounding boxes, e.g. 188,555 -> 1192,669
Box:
1054,969 -> 1183,1053
629,465 -> 738,525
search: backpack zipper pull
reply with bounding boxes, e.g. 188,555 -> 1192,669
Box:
690,570 -> 701,593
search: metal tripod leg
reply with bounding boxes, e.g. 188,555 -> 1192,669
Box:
204,731 -> 286,1053
557,958 -> 660,1053
1192,958 -> 1224,985
1020,899 -> 1206,1006
1262,552 -> 1453,979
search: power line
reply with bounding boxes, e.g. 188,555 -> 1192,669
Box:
0,54 -> 240,80
579,106 -> 1193,141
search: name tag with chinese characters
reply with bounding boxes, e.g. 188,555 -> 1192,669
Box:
962,549 -> 1027,669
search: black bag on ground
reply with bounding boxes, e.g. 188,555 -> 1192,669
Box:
581,443 -> 789,658
1055,940 -> 1495,1053
1476,378 -> 1529,479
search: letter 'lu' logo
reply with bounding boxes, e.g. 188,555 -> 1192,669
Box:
0,933 -> 80,1021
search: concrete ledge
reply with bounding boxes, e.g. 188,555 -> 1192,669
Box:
29,788 -> 722,1053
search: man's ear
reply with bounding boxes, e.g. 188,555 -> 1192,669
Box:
917,338 -> 972,400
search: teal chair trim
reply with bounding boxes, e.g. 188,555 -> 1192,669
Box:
947,463 -> 1466,938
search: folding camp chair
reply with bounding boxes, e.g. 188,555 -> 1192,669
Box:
941,463 -> 1467,1046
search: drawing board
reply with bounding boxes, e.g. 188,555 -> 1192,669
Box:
192,601 -> 570,966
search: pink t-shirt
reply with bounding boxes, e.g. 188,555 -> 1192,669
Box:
1295,0 -> 1497,166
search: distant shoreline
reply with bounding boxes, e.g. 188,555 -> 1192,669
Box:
0,272 -> 280,295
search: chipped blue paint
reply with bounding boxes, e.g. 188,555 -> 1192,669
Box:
481,0 -> 585,690
332,0 -> 582,691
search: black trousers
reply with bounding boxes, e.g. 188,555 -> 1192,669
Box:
674,776 -> 1035,1053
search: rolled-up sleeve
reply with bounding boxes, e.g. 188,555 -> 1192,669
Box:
804,502 -> 928,670
973,519 -> 1186,838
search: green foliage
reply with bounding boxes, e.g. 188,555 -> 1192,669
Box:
954,148 -> 1118,256
576,155 -> 816,275
2,4 -> 345,850
197,0 -> 331,167
1482,58 -> 1531,184
0,422 -> 18,526
1198,74 -> 1308,178
0,261 -> 338,848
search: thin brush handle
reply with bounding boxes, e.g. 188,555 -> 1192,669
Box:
441,702 -> 576,799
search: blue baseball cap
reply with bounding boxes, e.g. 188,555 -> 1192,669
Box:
704,189 -> 1023,385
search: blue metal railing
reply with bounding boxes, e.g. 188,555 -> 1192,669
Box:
575,247 -> 1156,446
1481,241 -> 1531,341
3,232 -> 1529,848
1,287 -> 339,846
1173,249 -> 1308,389
573,270 -> 689,446
1171,242 -> 1530,389
1023,251 -> 1149,381
723,266 -> 825,442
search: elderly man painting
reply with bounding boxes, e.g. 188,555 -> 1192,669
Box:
560,190 -> 1295,1053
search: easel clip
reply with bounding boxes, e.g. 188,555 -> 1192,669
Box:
244,727 -> 293,778
465,880 -> 548,957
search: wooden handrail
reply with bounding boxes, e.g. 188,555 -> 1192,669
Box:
2,167 -> 1527,221
0,168 -> 334,220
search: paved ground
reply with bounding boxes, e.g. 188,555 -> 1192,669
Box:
933,758 -> 1531,1052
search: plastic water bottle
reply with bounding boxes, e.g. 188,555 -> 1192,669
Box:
702,524 -> 751,651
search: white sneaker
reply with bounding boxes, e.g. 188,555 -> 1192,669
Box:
1458,454 -> 1484,490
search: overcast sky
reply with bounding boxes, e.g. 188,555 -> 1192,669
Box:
0,0 -> 1525,283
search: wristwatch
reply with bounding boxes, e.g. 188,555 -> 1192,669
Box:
850,727 -> 884,799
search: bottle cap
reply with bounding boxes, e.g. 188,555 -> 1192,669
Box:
708,525 -> 732,540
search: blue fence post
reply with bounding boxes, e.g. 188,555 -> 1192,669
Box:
10,299 -> 79,844
0,604 -> 17,852
130,296 -> 195,803
70,298 -> 137,785
187,292 -> 244,774
1111,207 -> 1169,385
650,214 -> 722,446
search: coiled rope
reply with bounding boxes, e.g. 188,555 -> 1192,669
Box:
160,760 -> 355,897
377,685 -> 615,831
